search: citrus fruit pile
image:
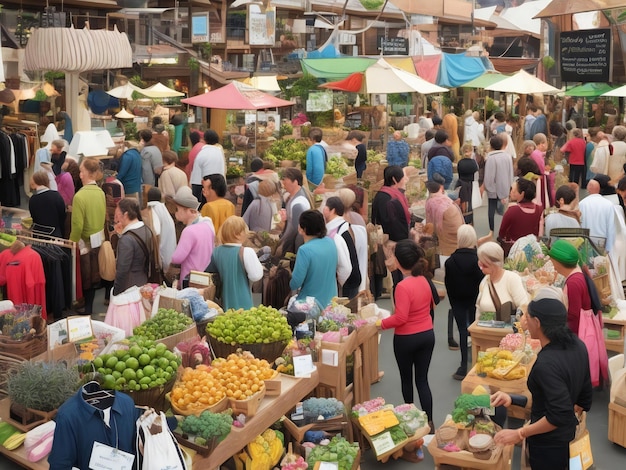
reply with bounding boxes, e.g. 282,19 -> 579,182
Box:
91,340 -> 181,391
207,305 -> 292,345
133,308 -> 194,341
171,365 -> 226,413
210,352 -> 275,400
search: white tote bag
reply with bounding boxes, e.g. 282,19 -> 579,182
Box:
136,410 -> 188,470
471,180 -> 483,209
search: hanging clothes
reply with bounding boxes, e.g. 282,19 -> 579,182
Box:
0,245 -> 47,319
31,243 -> 72,320
0,130 -> 20,206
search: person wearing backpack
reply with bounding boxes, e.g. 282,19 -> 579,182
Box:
323,197 -> 367,299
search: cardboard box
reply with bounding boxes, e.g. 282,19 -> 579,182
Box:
609,401 -> 626,448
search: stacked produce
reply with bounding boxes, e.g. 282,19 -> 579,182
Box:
264,139 -> 308,168
393,404 -> 429,436
316,303 -> 367,343
211,351 -> 276,400
475,349 -> 527,380
207,306 -> 292,346
451,392 -> 491,425
306,436 -> 359,470
176,409 -> 233,447
351,397 -> 386,417
235,429 -> 284,470
89,340 -> 181,391
302,397 -> 344,421
171,365 -> 226,413
325,156 -> 351,179
133,308 -> 194,341
275,337 -> 317,375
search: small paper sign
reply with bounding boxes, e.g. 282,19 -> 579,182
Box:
293,354 -> 314,377
318,462 -> 338,470
67,316 -> 93,343
371,431 -> 395,456
321,349 -> 338,367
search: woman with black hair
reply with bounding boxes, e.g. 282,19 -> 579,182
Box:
491,292 -> 592,470
377,238 -> 435,432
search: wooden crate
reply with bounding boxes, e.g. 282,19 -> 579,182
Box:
159,325 -> 199,350
603,317 -> 626,354
609,402 -> 626,448
229,387 -> 266,418
468,321 -> 514,365
427,438 -> 513,470
317,332 -> 359,407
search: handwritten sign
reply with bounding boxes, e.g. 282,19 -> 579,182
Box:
560,29 -> 611,82
371,431 -> 395,456
379,37 -> 408,55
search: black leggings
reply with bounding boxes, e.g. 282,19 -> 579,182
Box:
392,330 -> 435,421
528,439 -> 569,470
488,198 -> 499,231
569,164 -> 585,187
451,301 -> 476,371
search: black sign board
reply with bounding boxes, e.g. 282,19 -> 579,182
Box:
379,37 -> 409,55
560,29 -> 611,82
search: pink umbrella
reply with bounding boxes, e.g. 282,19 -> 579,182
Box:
182,81 -> 293,110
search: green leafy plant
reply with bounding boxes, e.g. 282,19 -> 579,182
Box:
279,123 -> 293,137
283,74 -> 319,101
542,55 -> 555,70
199,42 -> 212,58
188,57 -> 199,71
7,361 -> 80,412
263,139 -> 308,167
33,89 -> 48,101
124,122 -> 138,141
44,71 -> 64,84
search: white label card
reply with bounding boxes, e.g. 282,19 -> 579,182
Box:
293,354 -> 314,377
89,442 -> 134,470
371,431 -> 395,456
67,316 -> 93,343
90,231 -> 103,249
321,349 -> 338,366
318,462 -> 339,470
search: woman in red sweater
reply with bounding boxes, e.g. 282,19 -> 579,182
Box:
499,178 -> 543,250
378,239 -> 435,430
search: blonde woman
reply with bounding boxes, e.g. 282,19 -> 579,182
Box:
207,216 -> 263,310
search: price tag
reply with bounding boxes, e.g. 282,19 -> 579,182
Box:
89,441 -> 134,470
318,462 -> 338,470
371,431 -> 395,456
293,354 -> 314,377
67,316 -> 93,343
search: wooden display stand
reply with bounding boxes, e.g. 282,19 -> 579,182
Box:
192,370 -> 318,469
603,317 -> 626,354
427,437 -> 513,470
461,361 -> 533,420
0,398 -> 48,469
351,418 -> 429,463
316,331 -> 358,409
608,401 -> 626,448
468,321 -> 514,365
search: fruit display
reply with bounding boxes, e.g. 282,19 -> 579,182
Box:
89,340 -> 181,391
207,306 -> 292,346
171,365 -> 226,414
133,308 -> 194,341
236,429 -> 284,470
325,156 -> 351,178
210,352 -> 275,400
306,436 -> 359,470
475,349 -> 527,380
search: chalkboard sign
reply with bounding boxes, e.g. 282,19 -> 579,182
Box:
560,29 -> 611,82
379,37 -> 409,55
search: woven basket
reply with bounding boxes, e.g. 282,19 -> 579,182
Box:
0,316 -> 47,360
0,353 -> 25,397
208,336 -> 287,363
170,393 -> 228,416
126,378 -> 175,410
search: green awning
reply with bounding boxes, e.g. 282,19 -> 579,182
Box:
301,58 -> 377,80
564,83 -> 616,97
460,71 -> 509,89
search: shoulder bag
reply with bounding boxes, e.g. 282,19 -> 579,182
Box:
128,229 -> 165,285
487,278 -> 514,322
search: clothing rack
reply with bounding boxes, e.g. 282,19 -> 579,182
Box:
12,231 -> 78,303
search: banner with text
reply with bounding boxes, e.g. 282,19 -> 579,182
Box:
560,29 -> 611,83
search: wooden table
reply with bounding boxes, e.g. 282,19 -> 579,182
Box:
0,398 -> 48,469
192,370 -> 318,469
427,437 -> 513,470
461,359 -> 534,420
351,418 -> 429,463
603,317 -> 626,354
468,321 -> 514,365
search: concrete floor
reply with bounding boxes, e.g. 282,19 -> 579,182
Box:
2,191 -> 626,469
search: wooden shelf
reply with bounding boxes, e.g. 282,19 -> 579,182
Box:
603,317 -> 626,354
0,398 -> 48,470
351,417 -> 429,463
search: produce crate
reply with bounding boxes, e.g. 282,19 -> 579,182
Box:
157,295 -> 186,313
427,437 -> 512,470
170,394 -> 228,416
264,371 -> 282,396
603,317 -> 626,354
229,387 -> 266,418
6,400 -> 57,432
172,433 -> 220,457
283,412 -> 353,443
0,316 -> 47,360
310,449 -> 361,470
609,401 -> 626,448
158,325 -> 199,350
208,336 -> 288,363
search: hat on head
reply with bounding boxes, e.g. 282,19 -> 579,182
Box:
548,239 -> 579,267
173,186 -> 199,210
527,297 -> 567,324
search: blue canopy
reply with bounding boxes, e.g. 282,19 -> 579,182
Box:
437,53 -> 488,88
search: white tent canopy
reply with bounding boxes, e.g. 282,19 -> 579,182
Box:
107,82 -> 144,99
602,85 -> 626,97
141,82 -> 185,98
485,69 -> 560,94
365,58 -> 448,94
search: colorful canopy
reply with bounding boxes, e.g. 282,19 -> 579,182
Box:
182,81 -> 293,110
565,83 -> 616,97
460,71 -> 509,89
364,58 -> 448,94
319,73 -> 365,93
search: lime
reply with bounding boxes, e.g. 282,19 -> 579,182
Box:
105,356 -> 119,369
127,379 -> 137,389
102,375 -> 116,390
138,354 -> 151,366
97,367 -> 106,375
114,361 -> 126,373
141,383 -> 149,390
169,360 -> 178,370
158,357 -> 169,369
115,377 -> 126,386
112,371 -> 122,380
139,377 -> 152,385
143,365 -> 156,377
147,348 -> 157,359
155,343 -> 167,355
129,345 -> 142,357
126,357 -> 140,370
93,357 -> 104,369
115,349 -> 127,359
136,369 -> 144,380
123,369 -> 136,382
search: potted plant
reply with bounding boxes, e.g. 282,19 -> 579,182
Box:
7,361 -> 79,429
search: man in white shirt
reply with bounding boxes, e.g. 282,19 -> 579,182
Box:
190,129 -> 225,203
323,196 -> 367,299
580,179 -> 616,253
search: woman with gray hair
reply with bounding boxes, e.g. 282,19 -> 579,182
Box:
444,225 -> 484,379
491,291 -> 592,470
475,242 -> 529,323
